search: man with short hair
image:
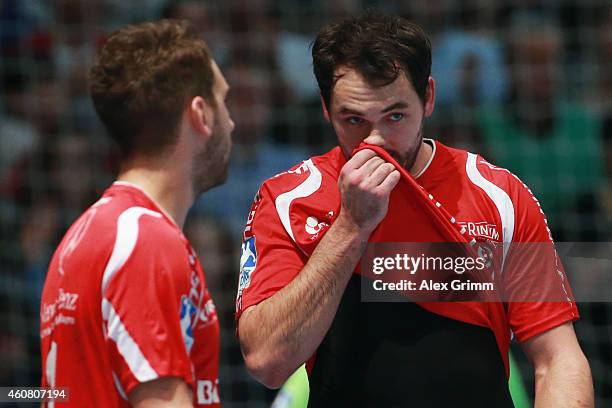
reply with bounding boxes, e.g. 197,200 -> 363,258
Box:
236,12 -> 593,407
40,19 -> 233,407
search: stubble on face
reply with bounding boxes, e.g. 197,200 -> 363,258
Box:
193,109 -> 232,196
384,118 -> 425,172
193,61 -> 233,196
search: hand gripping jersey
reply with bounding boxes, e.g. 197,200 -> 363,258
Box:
237,140 -> 578,406
40,182 -> 220,407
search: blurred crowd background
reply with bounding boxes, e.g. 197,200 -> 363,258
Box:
0,0 -> 610,406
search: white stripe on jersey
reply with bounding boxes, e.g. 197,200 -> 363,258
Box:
100,206 -> 161,384
465,152 -> 515,267
275,159 -> 322,242
101,206 -> 161,294
103,298 -> 157,382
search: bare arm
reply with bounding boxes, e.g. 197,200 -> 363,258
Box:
128,377 -> 193,407
238,149 -> 400,388
522,322 -> 593,408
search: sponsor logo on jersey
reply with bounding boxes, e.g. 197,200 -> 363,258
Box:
304,216 -> 329,239
237,236 -> 257,311
457,221 -> 500,242
197,298 -> 217,328
239,236 -> 257,293
243,192 -> 261,237
197,379 -> 220,405
180,295 -> 197,354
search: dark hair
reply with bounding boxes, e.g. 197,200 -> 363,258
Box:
90,19 -> 215,158
312,11 -> 431,108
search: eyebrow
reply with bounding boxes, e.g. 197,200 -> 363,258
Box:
338,101 -> 409,115
381,102 -> 409,113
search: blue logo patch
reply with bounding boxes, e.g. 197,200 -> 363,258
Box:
239,236 -> 257,292
179,295 -> 197,354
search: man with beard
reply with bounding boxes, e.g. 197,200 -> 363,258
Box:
40,20 -> 233,407
236,12 -> 592,407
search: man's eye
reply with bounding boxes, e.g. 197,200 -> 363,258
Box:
346,116 -> 364,125
389,113 -> 404,122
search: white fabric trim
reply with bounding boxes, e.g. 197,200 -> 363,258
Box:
415,138 -> 437,179
103,299 -> 157,382
100,206 -> 161,383
112,371 -> 129,401
465,153 -> 515,266
275,160 -> 322,242
112,181 -> 178,227
101,207 -> 161,294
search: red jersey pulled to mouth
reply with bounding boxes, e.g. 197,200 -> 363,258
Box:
40,182 -> 220,407
236,139 -> 578,406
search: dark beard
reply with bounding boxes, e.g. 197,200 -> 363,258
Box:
193,123 -> 230,196
386,126 -> 424,172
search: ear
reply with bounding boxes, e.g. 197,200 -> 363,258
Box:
188,96 -> 213,140
320,95 -> 331,122
424,76 -> 436,118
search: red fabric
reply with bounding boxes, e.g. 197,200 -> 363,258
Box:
40,183 -> 220,407
236,140 -> 579,377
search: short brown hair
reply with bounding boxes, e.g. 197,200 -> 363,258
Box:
312,12 -> 431,108
90,19 -> 215,157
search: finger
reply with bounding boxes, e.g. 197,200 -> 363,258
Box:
366,162 -> 396,187
376,169 -> 401,195
357,156 -> 386,176
345,148 -> 377,170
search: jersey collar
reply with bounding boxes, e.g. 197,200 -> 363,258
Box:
414,138 -> 437,179
111,181 -> 181,229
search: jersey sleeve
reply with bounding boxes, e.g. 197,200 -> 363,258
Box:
501,175 -> 579,343
235,184 -> 307,323
102,215 -> 194,396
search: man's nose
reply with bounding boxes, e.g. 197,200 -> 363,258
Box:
363,131 -> 386,147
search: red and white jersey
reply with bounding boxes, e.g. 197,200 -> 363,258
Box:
236,139 -> 579,375
40,182 -> 220,407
